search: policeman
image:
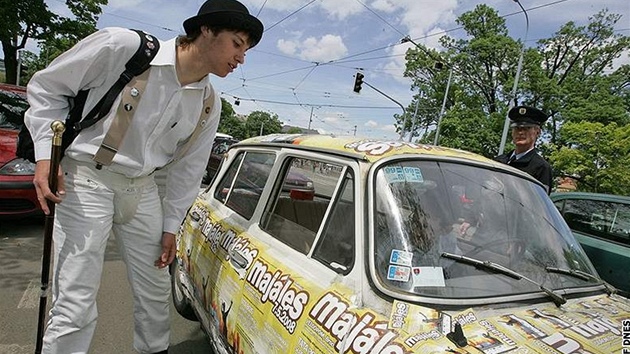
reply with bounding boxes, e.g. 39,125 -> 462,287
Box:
495,105 -> 553,193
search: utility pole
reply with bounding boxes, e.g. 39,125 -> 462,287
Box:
434,67 -> 453,146
259,121 -> 264,136
498,0 -> 529,155
308,106 -> 313,130
353,125 -> 357,136
407,96 -> 420,143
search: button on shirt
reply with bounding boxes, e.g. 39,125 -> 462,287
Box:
24,27 -> 221,233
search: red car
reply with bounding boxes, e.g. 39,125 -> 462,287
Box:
0,83 -> 41,218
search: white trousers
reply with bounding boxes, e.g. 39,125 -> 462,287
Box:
43,158 -> 170,354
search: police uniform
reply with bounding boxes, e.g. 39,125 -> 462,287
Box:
495,105 -> 553,193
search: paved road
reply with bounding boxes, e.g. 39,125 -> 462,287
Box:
0,216 -> 213,354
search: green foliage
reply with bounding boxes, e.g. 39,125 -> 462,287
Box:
549,121 -> 630,195
244,111 -> 283,138
287,127 -> 303,134
217,98 -> 247,140
404,5 -> 630,195
0,0 -> 107,84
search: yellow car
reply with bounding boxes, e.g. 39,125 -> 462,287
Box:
172,134 -> 630,354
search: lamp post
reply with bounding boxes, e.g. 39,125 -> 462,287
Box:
400,36 -> 453,146
16,49 -> 24,86
498,0 -> 530,155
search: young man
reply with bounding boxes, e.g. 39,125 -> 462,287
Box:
494,105 -> 553,193
24,0 -> 263,353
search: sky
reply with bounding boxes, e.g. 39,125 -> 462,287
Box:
41,0 -> 630,140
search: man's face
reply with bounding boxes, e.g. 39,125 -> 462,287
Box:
199,28 -> 251,78
511,125 -> 539,152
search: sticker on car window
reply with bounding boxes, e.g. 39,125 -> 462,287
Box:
383,166 -> 424,183
411,267 -> 445,287
389,249 -> 413,266
387,265 -> 411,282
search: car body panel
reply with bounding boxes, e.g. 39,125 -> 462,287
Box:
0,84 -> 40,218
551,192 -> 630,296
174,134 -> 630,353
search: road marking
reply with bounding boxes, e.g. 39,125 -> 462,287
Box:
0,344 -> 34,354
17,280 -> 41,309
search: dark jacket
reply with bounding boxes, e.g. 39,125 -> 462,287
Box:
495,149 -> 553,193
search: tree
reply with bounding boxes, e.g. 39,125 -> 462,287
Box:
403,4 -> 524,157
0,0 -> 107,85
550,121 -> 630,195
217,98 -> 247,140
403,5 -> 630,191
244,111 -> 283,138
526,10 -> 630,145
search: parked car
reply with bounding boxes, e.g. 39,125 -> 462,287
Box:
172,134 -> 630,354
0,84 -> 41,219
550,192 -> 630,296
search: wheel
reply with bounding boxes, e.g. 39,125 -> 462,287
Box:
170,258 -> 198,321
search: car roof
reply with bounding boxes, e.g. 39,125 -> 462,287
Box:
550,192 -> 630,204
238,134 -> 503,166
215,132 -> 234,139
0,83 -> 27,96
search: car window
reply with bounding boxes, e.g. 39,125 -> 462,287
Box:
261,157 -> 344,255
0,90 -> 28,129
560,198 -> 630,245
312,170 -> 355,274
214,151 -> 275,219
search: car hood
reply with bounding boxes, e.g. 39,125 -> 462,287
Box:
0,128 -> 18,166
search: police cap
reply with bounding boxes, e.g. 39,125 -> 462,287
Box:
508,105 -> 548,128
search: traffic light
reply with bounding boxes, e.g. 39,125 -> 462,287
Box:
353,72 -> 364,93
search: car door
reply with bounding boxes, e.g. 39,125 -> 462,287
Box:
210,149 -> 363,353
554,196 -> 630,295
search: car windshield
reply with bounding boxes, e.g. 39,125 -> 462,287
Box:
371,159 -> 600,303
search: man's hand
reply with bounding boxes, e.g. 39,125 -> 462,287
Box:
33,160 -> 65,215
155,232 -> 176,269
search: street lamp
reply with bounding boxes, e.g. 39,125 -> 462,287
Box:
498,0 -> 530,155
400,36 -> 453,146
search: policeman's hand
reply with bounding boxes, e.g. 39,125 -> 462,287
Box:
155,232 -> 176,269
33,160 -> 65,215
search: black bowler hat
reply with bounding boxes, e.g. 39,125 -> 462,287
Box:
183,0 -> 264,47
509,105 -> 548,128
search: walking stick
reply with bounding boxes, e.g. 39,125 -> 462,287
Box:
35,120 -> 65,354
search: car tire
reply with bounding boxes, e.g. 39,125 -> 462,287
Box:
170,258 -> 198,322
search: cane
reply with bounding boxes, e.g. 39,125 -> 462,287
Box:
35,120 -> 65,354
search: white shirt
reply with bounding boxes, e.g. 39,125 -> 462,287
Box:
25,27 -> 221,233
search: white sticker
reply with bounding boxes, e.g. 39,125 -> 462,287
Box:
389,249 -> 413,266
403,167 -> 423,182
383,166 -> 406,183
383,166 -> 424,183
387,265 -> 411,282
411,267 -> 446,287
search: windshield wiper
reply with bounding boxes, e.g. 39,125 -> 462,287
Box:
545,266 -> 616,295
441,252 -> 567,306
